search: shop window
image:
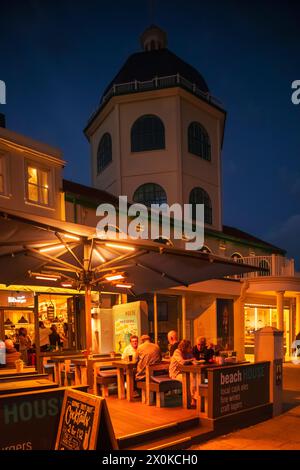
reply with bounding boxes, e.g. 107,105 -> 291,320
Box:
189,187 -> 212,225
97,133 -> 112,173
26,163 -> 50,206
131,115 -> 165,152
188,122 -> 211,161
133,183 -> 167,207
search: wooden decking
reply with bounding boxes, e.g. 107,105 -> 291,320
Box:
106,395 -> 198,438
104,395 -> 214,450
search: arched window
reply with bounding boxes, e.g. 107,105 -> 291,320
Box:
231,252 -> 243,263
133,183 -> 167,207
154,237 -> 173,246
97,133 -> 112,173
189,187 -> 212,225
131,115 -> 165,152
259,259 -> 271,277
188,122 -> 211,161
200,245 -> 212,254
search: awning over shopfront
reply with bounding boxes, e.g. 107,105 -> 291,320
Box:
0,208 -> 260,349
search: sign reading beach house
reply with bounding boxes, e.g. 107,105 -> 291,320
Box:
211,362 -> 270,419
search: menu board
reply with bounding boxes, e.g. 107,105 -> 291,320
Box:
55,389 -> 118,450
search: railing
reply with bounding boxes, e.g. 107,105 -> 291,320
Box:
98,73 -> 224,111
231,255 -> 295,279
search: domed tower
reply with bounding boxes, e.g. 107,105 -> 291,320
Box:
84,26 -> 226,231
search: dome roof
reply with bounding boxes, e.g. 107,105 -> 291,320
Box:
101,48 -> 210,100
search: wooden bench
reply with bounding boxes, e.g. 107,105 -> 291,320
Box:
96,369 -> 118,397
87,359 -> 118,396
137,363 -> 182,407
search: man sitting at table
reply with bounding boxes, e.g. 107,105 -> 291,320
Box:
135,335 -> 161,381
122,335 -> 139,361
192,337 -> 215,362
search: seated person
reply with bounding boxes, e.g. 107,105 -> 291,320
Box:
122,335 -> 139,361
169,339 -> 196,406
167,330 -> 180,357
193,337 -> 216,362
135,335 -> 161,381
5,339 -> 21,367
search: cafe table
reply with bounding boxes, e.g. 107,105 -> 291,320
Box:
0,367 -> 36,377
112,359 -> 137,402
180,361 -> 248,412
46,354 -> 84,386
0,378 -> 58,395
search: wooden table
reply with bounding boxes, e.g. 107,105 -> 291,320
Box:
0,373 -> 48,383
112,360 -> 137,402
0,367 -> 36,377
46,354 -> 85,385
0,378 -> 58,395
71,357 -> 117,393
180,361 -> 247,412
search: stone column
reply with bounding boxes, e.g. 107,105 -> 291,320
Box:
276,291 -> 285,331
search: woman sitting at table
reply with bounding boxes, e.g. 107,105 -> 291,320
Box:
169,339 -> 197,406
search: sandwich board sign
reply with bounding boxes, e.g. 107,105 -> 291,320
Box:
55,389 -> 118,450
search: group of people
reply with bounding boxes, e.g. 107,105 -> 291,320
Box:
121,330 -> 218,404
2,322 -> 68,367
39,321 -> 68,352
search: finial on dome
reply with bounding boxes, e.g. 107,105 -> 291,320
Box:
140,25 -> 168,51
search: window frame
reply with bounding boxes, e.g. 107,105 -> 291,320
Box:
97,133 -> 112,174
25,161 -> 51,207
0,152 -> 8,196
188,121 -> 211,162
131,114 -> 165,153
189,187 -> 212,225
133,183 -> 167,207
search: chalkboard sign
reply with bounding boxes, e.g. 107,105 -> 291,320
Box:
55,389 -> 118,450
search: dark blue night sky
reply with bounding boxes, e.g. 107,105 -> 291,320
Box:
1,0 -> 300,265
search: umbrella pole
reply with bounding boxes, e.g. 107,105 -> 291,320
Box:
182,295 -> 186,339
85,284 -> 92,353
153,293 -> 158,344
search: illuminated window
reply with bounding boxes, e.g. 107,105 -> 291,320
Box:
188,122 -> 211,161
27,164 -> 49,205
